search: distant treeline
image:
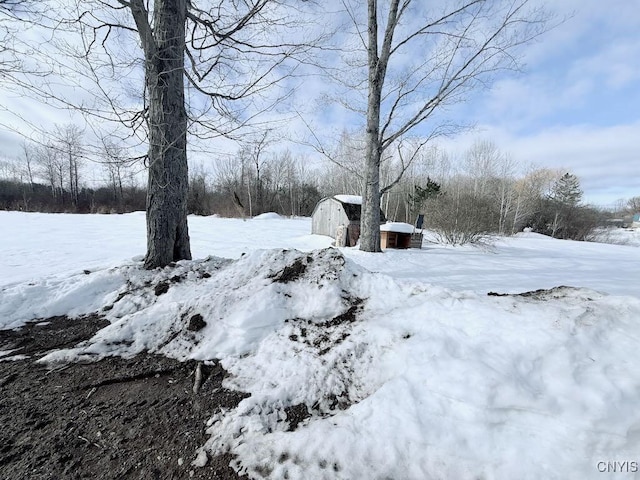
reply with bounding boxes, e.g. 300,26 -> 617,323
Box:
2,132 -> 637,244
0,131 -> 324,216
0,179 -> 146,213
0,178 -> 323,217
0,174 -> 608,245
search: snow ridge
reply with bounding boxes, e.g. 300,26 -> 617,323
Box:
3,246 -> 640,479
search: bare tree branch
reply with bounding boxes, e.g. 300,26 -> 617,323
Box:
336,0 -> 553,252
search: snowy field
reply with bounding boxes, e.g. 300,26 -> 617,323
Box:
2,211 -> 640,479
2,210 -> 639,297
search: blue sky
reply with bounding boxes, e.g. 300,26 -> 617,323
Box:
0,0 -> 638,206
289,0 -> 640,206
445,0 -> 640,205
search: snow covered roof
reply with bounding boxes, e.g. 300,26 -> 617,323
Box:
312,195 -> 386,224
380,222 -> 415,234
333,194 -> 362,205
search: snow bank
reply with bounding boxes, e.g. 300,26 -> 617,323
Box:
203,281 -> 640,480
5,246 -> 639,480
252,212 -> 283,220
38,249 -> 363,363
0,266 -> 130,329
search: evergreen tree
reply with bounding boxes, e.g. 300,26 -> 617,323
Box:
550,173 -> 582,207
534,172 -> 593,240
408,177 -> 441,219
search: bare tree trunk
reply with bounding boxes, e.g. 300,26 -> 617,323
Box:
73,159 -> 79,206
361,141 -> 382,251
111,170 -> 118,200
360,0 -> 394,252
247,178 -> 253,217
551,211 -> 560,238
132,0 -> 191,268
255,161 -> 262,215
118,171 -> 124,206
68,152 -> 74,205
511,194 -> 522,234
57,163 -> 65,204
405,187 -> 411,223
22,143 -> 35,191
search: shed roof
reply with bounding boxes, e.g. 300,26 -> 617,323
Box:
380,222 -> 415,234
334,194 -> 362,205
312,195 -> 387,223
331,195 -> 362,221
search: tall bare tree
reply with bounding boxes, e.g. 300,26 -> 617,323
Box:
336,0 -> 549,251
241,130 -> 272,216
115,0 -> 192,267
626,196 -> 640,214
35,141 -> 66,198
52,124 -> 84,206
20,141 -> 36,190
5,0 -> 319,267
101,136 -> 134,206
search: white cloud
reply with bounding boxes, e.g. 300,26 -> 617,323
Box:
440,122 -> 640,205
567,39 -> 640,90
470,0 -> 640,133
478,74 -> 592,129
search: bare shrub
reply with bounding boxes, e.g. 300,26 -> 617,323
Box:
425,193 -> 497,245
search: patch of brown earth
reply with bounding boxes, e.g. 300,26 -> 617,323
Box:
0,315 -> 248,480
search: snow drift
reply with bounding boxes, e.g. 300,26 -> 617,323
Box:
3,246 -> 640,479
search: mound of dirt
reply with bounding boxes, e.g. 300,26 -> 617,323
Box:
0,316 -> 248,480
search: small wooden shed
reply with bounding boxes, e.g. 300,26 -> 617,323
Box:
311,195 -> 386,247
380,222 -> 422,249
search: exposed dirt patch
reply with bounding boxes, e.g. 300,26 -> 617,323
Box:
284,404 -> 311,432
154,282 -> 170,296
0,316 -> 248,480
0,314 -> 110,357
316,298 -> 363,328
187,314 -> 207,332
487,285 -> 587,300
269,258 -> 307,284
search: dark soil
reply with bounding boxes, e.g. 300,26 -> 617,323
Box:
0,316 -> 249,480
269,258 -> 308,284
283,404 -> 311,432
487,285 -> 585,300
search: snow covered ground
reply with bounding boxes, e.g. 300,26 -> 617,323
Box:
2,210 -> 639,297
2,211 -> 640,479
590,227 -> 640,248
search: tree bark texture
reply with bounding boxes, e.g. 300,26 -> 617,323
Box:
361,119 -> 382,252
135,0 -> 191,268
360,0 -> 397,252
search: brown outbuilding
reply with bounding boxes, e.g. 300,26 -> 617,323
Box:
380,222 -> 423,249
